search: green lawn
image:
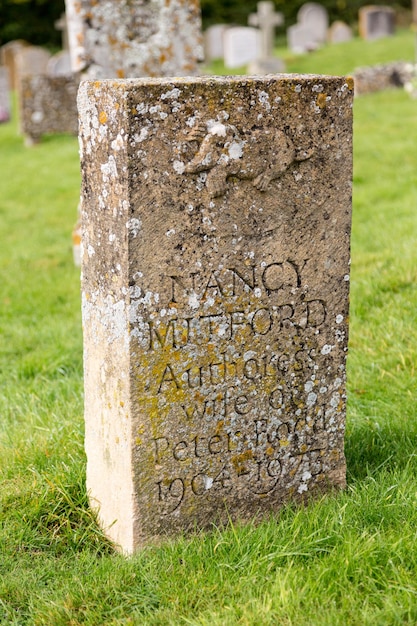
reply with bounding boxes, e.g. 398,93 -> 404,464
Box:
1,31 -> 417,625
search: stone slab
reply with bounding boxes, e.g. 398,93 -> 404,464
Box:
0,67 -> 11,123
64,0 -> 203,78
223,27 -> 260,68
20,74 -> 79,143
359,5 -> 395,40
78,74 -> 354,553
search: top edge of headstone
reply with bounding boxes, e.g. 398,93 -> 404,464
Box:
79,74 -> 354,89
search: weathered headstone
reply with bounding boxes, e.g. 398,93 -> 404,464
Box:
0,67 -> 11,123
288,2 -> 329,53
0,40 -> 29,90
15,46 -> 51,80
78,74 -> 354,552
223,27 -> 260,69
287,24 -> 319,54
359,6 -> 395,40
20,74 -> 79,144
328,21 -> 353,45
298,3 -> 329,45
248,1 -> 285,75
47,51 -> 72,76
64,0 -> 203,78
204,24 -> 228,61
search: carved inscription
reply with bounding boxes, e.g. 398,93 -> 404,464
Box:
132,255 -> 345,516
183,115 -> 314,198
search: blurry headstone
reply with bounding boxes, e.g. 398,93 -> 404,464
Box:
64,0 -> 203,78
0,67 -> 11,123
359,6 -> 395,40
328,21 -> 353,45
47,51 -> 72,76
287,3 -> 329,53
204,24 -> 228,61
0,40 -> 29,90
20,74 -> 79,145
55,12 -> 69,50
224,27 -> 261,69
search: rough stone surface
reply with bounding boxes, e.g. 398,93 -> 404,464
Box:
20,74 -> 79,143
78,74 -> 354,553
64,0 -> 203,78
353,61 -> 412,95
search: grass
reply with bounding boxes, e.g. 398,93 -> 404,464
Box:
1,31 -> 417,625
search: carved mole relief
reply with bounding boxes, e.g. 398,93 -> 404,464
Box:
182,114 -> 314,198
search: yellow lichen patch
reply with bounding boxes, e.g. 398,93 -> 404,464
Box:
117,69 -> 125,79
279,439 -> 289,448
99,111 -> 108,124
266,446 -> 274,456
346,76 -> 354,91
231,449 -> 253,475
317,93 -> 328,109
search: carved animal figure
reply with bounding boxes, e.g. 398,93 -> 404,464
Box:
184,119 -> 313,198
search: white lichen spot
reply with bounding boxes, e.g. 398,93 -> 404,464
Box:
307,392 -> 317,407
298,483 -> 308,494
295,84 -> 302,93
204,475 -> 214,490
173,160 -> 185,174
136,127 -> 149,143
336,314 -> 344,324
302,471 -> 312,482
32,111 -> 43,123
344,274 -> 350,281
254,287 -> 262,298
111,133 -> 124,151
166,228 -> 175,237
161,88 -> 181,100
228,140 -> 244,160
126,218 -> 142,238
258,91 -> 271,110
188,292 -> 200,309
321,344 -> 333,355
312,84 -> 324,93
210,122 -> 227,137
87,245 -> 95,257
101,155 -> 118,182
305,380 -> 314,392
109,233 -> 116,243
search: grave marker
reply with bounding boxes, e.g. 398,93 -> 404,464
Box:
79,74 -> 354,552
248,1 -> 285,75
64,0 -> 203,77
328,21 -> 353,45
223,27 -> 260,68
0,67 -> 11,123
359,5 -> 395,40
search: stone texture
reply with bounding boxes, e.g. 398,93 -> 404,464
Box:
64,0 -> 203,78
20,74 -> 79,143
353,61 -> 412,95
78,74 -> 354,553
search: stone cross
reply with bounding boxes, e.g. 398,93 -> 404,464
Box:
54,13 -> 69,51
78,73 -> 354,552
249,1 -> 284,59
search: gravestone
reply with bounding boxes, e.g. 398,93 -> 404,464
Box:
20,74 -> 79,144
287,24 -> 319,54
0,67 -> 11,123
288,2 -> 329,53
47,51 -> 72,76
15,46 -> 51,80
55,12 -> 69,50
328,21 -> 353,45
204,24 -> 228,61
248,1 -> 285,75
223,27 -> 260,68
64,0 -> 203,78
359,6 -> 395,40
78,73 -> 354,552
0,40 -> 29,90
